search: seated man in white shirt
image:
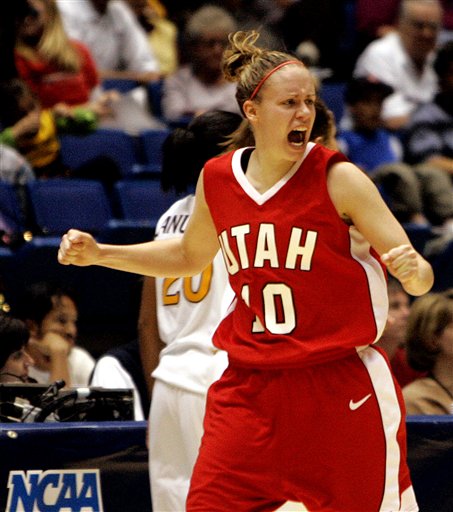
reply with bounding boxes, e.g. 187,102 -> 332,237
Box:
353,0 -> 443,131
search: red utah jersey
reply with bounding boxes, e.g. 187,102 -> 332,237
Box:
203,143 -> 388,368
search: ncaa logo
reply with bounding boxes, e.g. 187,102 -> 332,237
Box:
6,469 -> 103,512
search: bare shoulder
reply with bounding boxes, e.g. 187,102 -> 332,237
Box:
327,161 -> 378,219
327,160 -> 373,192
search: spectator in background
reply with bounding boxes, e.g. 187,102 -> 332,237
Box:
0,144 -> 35,185
124,0 -> 178,77
14,0 -> 104,110
355,0 -> 453,49
354,0 -> 443,131
404,40 -> 453,178
403,289 -> 453,414
16,282 -> 95,387
338,77 -> 453,228
161,5 -> 240,123
0,79 -> 106,179
0,313 -> 34,384
56,0 -> 160,85
90,339 -> 149,420
0,144 -> 35,241
310,98 -> 338,150
376,278 -> 427,388
377,278 -> 410,364
15,0 -> 157,136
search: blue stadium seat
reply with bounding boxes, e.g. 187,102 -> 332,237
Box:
0,181 -> 26,235
402,223 -> 437,255
319,81 -> 347,124
147,80 -> 164,119
102,79 -> 140,93
430,238 -> 453,291
132,129 -> 170,176
114,179 -> 180,228
103,79 -> 164,120
59,128 -> 139,176
26,179 -> 114,236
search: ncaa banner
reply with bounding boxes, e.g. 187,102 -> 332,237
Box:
1,419 -> 452,511
0,422 -> 151,512
7,469 -> 103,512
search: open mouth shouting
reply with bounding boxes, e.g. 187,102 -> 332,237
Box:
288,128 -> 307,147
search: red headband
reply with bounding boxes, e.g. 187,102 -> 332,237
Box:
249,60 -> 302,101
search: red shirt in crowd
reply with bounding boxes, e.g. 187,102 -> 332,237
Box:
15,40 -> 99,108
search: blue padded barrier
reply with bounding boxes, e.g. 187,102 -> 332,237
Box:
0,418 -> 451,512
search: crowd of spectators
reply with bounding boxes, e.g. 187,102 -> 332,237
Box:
0,4 -> 452,512
1,0 -> 453,421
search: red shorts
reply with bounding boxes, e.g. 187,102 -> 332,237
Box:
187,346 -> 418,512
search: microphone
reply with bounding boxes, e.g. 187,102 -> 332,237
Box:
38,379 -> 66,404
45,380 -> 66,393
54,380 -> 66,390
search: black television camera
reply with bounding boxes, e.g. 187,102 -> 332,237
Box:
0,382 -> 134,422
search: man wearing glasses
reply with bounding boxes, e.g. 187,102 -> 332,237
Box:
354,0 -> 443,131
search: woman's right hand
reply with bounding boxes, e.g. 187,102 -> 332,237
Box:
58,229 -> 100,266
29,331 -> 72,359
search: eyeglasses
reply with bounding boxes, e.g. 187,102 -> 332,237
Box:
405,17 -> 440,32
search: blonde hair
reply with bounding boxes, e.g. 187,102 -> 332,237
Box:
222,30 -> 309,150
16,0 -> 81,72
222,30 -> 304,112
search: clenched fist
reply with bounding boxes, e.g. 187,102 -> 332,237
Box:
58,229 -> 100,267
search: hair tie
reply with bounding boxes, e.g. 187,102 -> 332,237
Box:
249,60 -> 302,101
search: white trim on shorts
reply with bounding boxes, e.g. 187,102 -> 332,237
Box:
357,346 -> 419,512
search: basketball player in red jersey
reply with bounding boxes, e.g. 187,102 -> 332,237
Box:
58,31 -> 433,511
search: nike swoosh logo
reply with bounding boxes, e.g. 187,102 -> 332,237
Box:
349,393 -> 372,411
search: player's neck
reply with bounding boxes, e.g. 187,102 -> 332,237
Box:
245,149 -> 295,194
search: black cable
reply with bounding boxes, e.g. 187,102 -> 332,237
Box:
20,380 -> 65,422
34,390 -> 80,422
